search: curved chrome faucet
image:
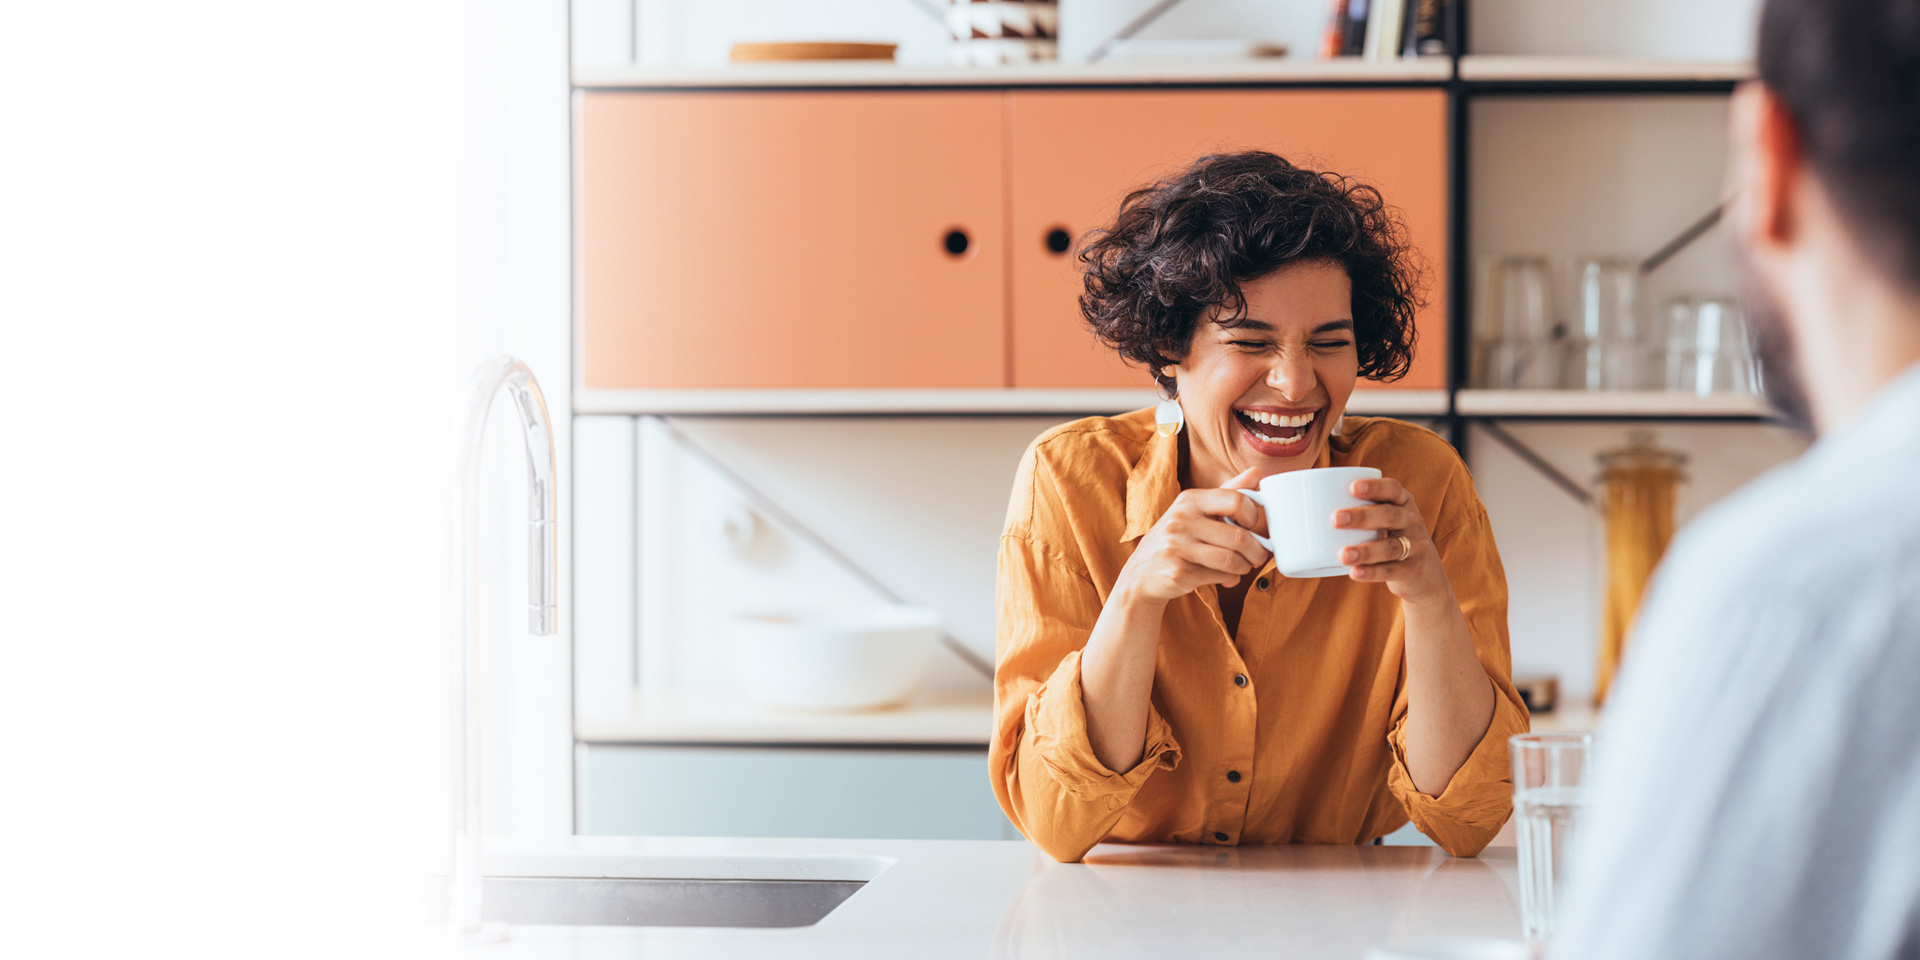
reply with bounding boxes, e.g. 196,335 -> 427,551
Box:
451,356 -> 558,940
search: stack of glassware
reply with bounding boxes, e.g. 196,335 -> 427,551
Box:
1663,297 -> 1755,396
1474,256 -> 1557,390
1472,255 -> 1760,394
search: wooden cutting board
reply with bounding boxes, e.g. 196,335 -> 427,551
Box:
729,42 -> 898,62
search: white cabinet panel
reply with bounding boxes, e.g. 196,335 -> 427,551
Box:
579,745 -> 1019,841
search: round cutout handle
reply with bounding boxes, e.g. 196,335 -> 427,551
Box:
943,228 -> 971,257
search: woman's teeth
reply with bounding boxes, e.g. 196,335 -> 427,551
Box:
1236,410 -> 1314,445
1242,410 -> 1315,428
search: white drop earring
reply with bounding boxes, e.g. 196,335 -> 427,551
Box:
1153,374 -> 1184,438
1331,414 -> 1346,437
1154,397 -> 1185,438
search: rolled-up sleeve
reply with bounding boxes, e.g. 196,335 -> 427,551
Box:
991,434 -> 1186,862
992,528 -> 1182,863
1384,501 -> 1531,857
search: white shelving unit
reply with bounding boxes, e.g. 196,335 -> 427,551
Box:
1457,55 -> 1752,83
567,49 -> 1779,782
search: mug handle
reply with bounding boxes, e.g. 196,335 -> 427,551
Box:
1227,489 -> 1277,554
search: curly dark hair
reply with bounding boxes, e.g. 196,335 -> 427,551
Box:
1077,150 -> 1424,395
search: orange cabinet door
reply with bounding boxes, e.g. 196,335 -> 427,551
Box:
1007,89 -> 1449,390
580,91 -> 1007,390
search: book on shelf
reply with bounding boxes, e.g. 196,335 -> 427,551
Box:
1403,0 -> 1449,56
1363,0 -> 1406,61
1319,0 -> 1351,60
1323,0 -> 1450,59
1343,0 -> 1370,56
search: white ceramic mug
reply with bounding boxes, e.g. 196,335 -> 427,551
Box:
1236,466 -> 1383,578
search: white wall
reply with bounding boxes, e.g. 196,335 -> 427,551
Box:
1470,0 -> 1760,59
575,415 -> 1075,714
576,411 -> 1806,714
1476,422 -> 1806,700
1471,95 -> 1737,322
5,0 -> 572,952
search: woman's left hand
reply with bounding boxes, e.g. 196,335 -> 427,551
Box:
1333,476 -> 1451,606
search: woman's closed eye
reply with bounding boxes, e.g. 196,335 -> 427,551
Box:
1228,338 -> 1350,351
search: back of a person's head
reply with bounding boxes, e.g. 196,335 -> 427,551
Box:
1759,0 -> 1920,288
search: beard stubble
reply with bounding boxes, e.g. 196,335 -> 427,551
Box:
1736,245 -> 1816,433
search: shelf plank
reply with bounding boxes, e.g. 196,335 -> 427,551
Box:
1457,389 -> 1773,418
575,387 -> 1155,415
1348,389 -> 1450,416
575,387 -> 1450,416
573,58 -> 1452,90
574,57 -> 1757,91
578,387 -> 1767,419
1458,56 -> 1753,83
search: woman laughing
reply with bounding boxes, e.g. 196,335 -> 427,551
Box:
991,151 -> 1527,862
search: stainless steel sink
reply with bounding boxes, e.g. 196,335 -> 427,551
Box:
426,876 -> 865,928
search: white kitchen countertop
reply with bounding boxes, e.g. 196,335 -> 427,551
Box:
1529,701 -> 1598,735
427,834 -> 1526,958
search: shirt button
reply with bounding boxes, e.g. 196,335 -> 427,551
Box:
1214,832 -> 1230,842
1256,577 -> 1270,590
1227,770 -> 1242,783
1233,673 -> 1248,687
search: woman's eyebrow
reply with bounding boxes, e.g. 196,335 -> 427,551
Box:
1218,317 -> 1276,332
1218,318 -> 1353,333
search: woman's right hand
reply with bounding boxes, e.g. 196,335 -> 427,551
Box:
1114,467 -> 1271,605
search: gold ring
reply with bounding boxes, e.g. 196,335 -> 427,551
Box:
1396,535 -> 1412,562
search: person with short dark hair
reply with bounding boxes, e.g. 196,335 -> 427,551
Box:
1554,1 -> 1920,957
989,151 -> 1528,863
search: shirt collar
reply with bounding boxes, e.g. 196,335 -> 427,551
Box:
1122,430 -> 1181,542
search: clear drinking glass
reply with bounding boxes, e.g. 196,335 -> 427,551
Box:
1511,732 -> 1592,941
1564,258 -> 1647,390
1474,256 -> 1558,389
1664,297 -> 1755,396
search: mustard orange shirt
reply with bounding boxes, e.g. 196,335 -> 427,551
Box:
992,409 -> 1528,862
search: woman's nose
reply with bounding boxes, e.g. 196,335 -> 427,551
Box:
1265,352 -> 1317,400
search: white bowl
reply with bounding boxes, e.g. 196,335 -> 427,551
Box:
725,606 -> 940,712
